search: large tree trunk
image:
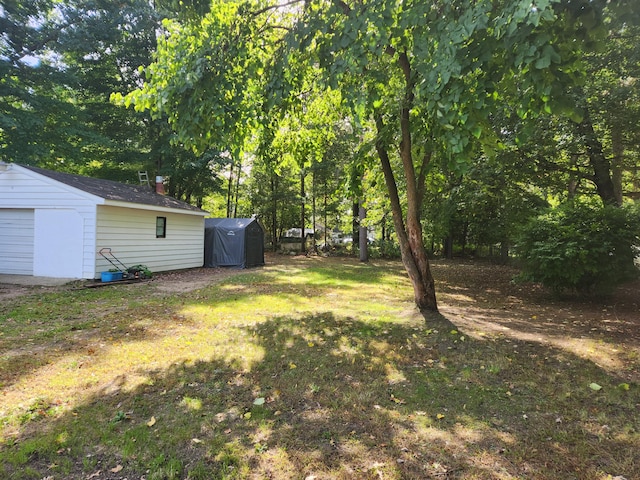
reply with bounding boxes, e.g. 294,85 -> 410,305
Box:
574,102 -> 619,206
375,115 -> 438,312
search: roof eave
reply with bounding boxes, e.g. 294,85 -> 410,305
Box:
103,200 -> 209,216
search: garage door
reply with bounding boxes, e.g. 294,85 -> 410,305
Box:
0,209 -> 34,275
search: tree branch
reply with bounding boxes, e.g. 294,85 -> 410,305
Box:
251,0 -> 305,17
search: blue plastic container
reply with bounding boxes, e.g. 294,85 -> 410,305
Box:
101,271 -> 123,282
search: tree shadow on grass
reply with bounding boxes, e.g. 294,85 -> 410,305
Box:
0,283 -> 201,393
0,261 -> 399,430
432,262 -> 640,383
2,311 -> 638,479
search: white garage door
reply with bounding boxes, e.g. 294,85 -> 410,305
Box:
0,209 -> 35,275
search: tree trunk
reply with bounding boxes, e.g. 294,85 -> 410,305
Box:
367,48 -> 438,312
226,160 -> 234,218
271,174 -> 278,252
461,221 -> 468,257
359,202 -> 368,262
574,105 -> 618,206
375,114 -> 438,312
324,187 -> 328,249
500,241 -> 509,265
443,236 -> 453,260
312,170 -> 317,253
233,159 -> 242,217
300,169 -> 306,253
352,201 -> 359,251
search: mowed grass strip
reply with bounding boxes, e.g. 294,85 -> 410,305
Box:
0,257 -> 638,479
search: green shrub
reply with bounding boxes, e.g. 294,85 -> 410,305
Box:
515,201 -> 639,294
369,239 -> 401,259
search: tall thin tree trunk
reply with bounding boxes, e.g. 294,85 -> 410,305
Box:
324,187 -> 328,249
226,160 -> 234,218
271,174 -> 278,252
233,159 -> 242,218
352,201 -> 359,252
359,202 -> 368,262
444,235 -> 453,260
312,170 -> 317,253
300,169 -> 306,253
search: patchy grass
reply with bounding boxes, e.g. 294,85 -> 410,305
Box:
0,256 -> 638,479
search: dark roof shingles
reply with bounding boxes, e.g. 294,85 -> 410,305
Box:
24,166 -> 205,213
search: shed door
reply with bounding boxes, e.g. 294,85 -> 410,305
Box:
214,227 -> 245,267
0,209 -> 35,275
245,223 -> 264,267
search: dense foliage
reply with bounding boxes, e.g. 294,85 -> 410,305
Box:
0,0 -> 224,203
516,201 -> 640,294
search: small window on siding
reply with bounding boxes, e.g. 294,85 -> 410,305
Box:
156,216 -> 167,238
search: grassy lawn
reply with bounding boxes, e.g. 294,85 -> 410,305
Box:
0,255 -> 638,479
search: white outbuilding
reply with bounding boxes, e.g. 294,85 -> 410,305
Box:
0,162 -> 208,280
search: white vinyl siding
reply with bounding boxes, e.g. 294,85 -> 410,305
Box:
96,206 -> 204,276
0,167 -> 98,279
0,209 -> 34,275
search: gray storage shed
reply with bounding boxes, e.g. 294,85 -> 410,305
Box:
204,218 -> 265,268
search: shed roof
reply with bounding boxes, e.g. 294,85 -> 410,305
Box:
21,165 -> 205,213
205,218 -> 259,229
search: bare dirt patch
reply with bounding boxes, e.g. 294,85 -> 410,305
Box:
0,284 -> 34,301
0,257 -> 277,300
150,266 -> 245,294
